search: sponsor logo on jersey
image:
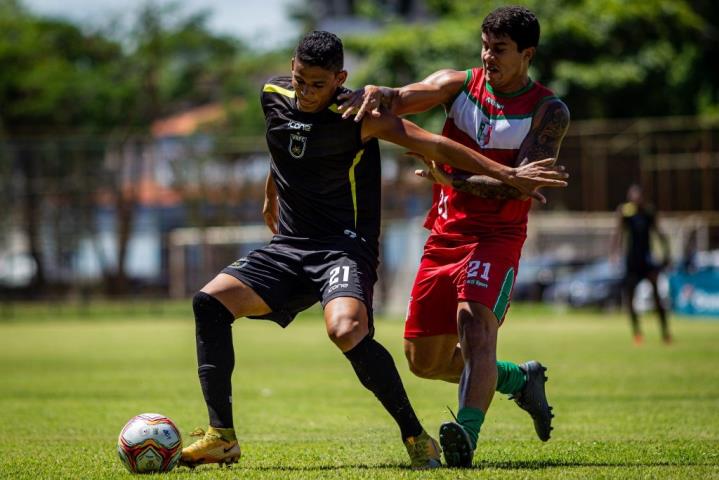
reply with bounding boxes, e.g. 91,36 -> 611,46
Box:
287,120 -> 312,131
289,134 -> 307,158
484,96 -> 504,110
327,283 -> 349,294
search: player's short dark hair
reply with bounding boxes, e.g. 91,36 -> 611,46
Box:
482,6 -> 540,52
294,31 -> 344,72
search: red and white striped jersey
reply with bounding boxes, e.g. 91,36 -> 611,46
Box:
425,67 -> 557,237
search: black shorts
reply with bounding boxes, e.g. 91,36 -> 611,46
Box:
624,257 -> 660,287
221,235 -> 378,328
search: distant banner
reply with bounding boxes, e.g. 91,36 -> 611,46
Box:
670,269 -> 719,317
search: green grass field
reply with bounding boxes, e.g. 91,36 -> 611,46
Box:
1,303 -> 718,479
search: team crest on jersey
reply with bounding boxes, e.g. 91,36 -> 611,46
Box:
289,134 -> 307,158
477,120 -> 493,148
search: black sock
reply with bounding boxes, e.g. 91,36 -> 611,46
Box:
343,335 -> 423,441
193,291 -> 235,429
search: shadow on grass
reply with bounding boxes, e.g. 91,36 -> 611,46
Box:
475,459 -> 706,469
238,458 -> 710,472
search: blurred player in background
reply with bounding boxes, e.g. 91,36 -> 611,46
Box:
340,6 -> 570,467
611,184 -> 672,345
182,30 -> 567,469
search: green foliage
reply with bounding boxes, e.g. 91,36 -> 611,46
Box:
0,1 -> 278,135
0,1 -> 128,133
1,306 -> 718,478
344,0 -> 719,119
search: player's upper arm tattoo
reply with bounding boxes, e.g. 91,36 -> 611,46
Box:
449,99 -> 570,199
516,99 -> 571,167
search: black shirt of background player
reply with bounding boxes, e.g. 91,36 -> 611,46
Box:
621,202 -> 656,274
261,76 -> 382,258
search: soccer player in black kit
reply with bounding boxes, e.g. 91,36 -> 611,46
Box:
612,184 -> 672,345
180,31 -> 568,469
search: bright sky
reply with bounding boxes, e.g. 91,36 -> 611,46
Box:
23,0 -> 300,49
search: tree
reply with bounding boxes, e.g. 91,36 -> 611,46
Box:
0,0 -> 130,290
341,0 -> 719,120
0,1 -> 252,294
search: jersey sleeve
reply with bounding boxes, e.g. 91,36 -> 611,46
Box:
260,76 -> 279,118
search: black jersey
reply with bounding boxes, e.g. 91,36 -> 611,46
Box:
261,76 -> 382,256
620,202 -> 655,270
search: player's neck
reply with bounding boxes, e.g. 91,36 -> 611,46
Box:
488,74 -> 531,96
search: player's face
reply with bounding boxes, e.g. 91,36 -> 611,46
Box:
291,58 -> 347,113
628,185 -> 644,204
481,32 -> 535,92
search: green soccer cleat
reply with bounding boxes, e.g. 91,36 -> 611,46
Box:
511,360 -> 554,441
438,421 -> 474,468
404,430 -> 442,469
179,426 -> 241,468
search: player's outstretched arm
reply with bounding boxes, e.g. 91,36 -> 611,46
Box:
338,69 -> 465,121
434,98 -> 571,202
361,110 -> 568,202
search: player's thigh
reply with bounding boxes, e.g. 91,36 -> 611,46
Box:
313,250 -> 377,310
200,273 -> 271,319
457,241 -> 521,326
307,249 -> 377,340
404,252 -> 461,339
624,273 -> 640,296
218,242 -> 318,327
404,334 -> 459,376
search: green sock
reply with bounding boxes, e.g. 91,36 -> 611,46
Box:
456,407 -> 485,449
496,361 -> 527,395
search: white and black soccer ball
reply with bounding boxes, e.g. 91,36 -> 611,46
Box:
117,413 -> 182,473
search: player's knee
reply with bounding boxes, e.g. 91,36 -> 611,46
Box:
404,348 -> 444,379
326,313 -> 366,350
457,306 -> 496,346
407,357 -> 441,379
192,291 -> 233,326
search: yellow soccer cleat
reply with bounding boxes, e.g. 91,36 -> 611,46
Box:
179,426 -> 241,468
404,429 -> 442,469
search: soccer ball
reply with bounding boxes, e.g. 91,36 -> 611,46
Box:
117,413 -> 182,473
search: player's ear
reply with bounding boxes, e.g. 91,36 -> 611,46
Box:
290,57 -> 296,70
523,47 -> 536,64
335,70 -> 348,86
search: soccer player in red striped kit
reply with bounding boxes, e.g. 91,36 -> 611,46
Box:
339,6 -> 570,467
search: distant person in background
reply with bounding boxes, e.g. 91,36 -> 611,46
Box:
680,227 -> 698,274
611,184 -> 672,345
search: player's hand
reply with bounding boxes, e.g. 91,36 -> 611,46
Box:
509,158 -> 569,204
337,85 -> 384,122
407,152 -> 452,186
262,193 -> 279,234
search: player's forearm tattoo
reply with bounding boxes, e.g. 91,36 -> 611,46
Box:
450,174 -> 524,199
450,100 -> 570,199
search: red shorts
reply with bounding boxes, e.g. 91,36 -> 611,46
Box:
404,233 -> 524,339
